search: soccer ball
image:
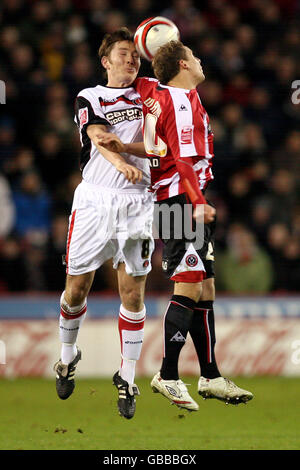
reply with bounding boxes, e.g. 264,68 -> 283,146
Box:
134,16 -> 180,61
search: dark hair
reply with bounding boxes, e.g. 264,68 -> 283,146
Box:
152,40 -> 188,84
98,27 -> 134,62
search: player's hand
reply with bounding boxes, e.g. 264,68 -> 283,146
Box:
193,204 -> 216,224
98,133 -> 126,153
115,161 -> 142,184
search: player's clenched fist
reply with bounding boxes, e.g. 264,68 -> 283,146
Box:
193,204 -> 216,224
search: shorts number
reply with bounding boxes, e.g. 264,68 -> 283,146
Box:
206,242 -> 215,261
141,239 -> 150,259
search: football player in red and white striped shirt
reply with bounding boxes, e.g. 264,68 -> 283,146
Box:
100,40 -> 253,408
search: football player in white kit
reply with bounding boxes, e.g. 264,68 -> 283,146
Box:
53,28 -> 154,420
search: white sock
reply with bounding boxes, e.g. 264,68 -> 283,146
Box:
120,357 -> 137,385
61,343 -> 78,365
59,291 -> 86,364
118,304 -> 146,384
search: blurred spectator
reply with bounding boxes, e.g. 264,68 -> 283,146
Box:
23,233 -> 48,291
271,130 -> 300,174
254,0 -> 284,43
161,0 -> 199,41
63,54 -> 98,100
280,236 -> 300,291
266,222 -> 290,254
4,146 -> 36,187
53,0 -> 73,21
40,21 -> 66,81
2,0 -> 26,25
234,24 -> 257,66
222,72 -> 253,106
265,222 -> 291,290
225,171 -> 253,223
244,86 -> 282,145
0,235 -> 27,291
23,0 -> 55,46
215,102 -> 246,179
217,3 -> 241,40
0,173 -> 15,238
217,40 -> 244,79
9,43 -> 36,80
233,123 -> 267,168
12,170 -> 51,238
44,81 -> 69,105
198,80 -> 223,116
35,132 -> 77,192
194,33 -> 219,75
0,25 -> 20,64
268,169 -> 297,224
66,14 -> 88,46
250,197 -> 273,247
0,118 -> 17,172
127,0 -> 153,31
53,170 -> 81,215
216,223 -> 273,294
43,213 -> 69,291
101,10 -> 128,35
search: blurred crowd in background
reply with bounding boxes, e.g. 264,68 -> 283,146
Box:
0,0 -> 299,295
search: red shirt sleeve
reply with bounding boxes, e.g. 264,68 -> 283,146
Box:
175,158 -> 207,206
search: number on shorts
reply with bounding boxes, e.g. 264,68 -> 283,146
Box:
206,242 -> 215,261
141,239 -> 150,259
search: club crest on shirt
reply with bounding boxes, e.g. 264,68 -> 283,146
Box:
180,126 -> 193,144
185,254 -> 198,267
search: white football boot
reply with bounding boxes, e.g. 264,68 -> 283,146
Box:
151,372 -> 199,411
198,376 -> 253,405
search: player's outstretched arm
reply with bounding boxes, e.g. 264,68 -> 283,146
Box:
176,157 -> 216,224
98,133 -> 146,158
87,124 -> 142,184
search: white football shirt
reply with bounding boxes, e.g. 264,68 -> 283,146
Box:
74,85 -> 150,191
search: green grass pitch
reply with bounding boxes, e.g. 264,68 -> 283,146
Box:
0,376 -> 299,450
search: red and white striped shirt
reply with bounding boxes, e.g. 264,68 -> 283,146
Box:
135,77 -> 214,204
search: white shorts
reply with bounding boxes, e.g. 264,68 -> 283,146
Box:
65,180 -> 154,277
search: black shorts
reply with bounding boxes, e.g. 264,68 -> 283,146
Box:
154,193 -> 215,282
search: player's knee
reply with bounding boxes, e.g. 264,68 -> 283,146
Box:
121,287 -> 144,312
64,283 -> 88,307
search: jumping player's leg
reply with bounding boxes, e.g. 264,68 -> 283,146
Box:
112,235 -> 151,419
191,273 -> 254,404
160,281 -> 202,380
54,272 -> 95,400
151,194 -> 205,410
189,277 -> 221,379
151,280 -> 201,411
116,262 -> 147,385
60,272 -> 95,363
